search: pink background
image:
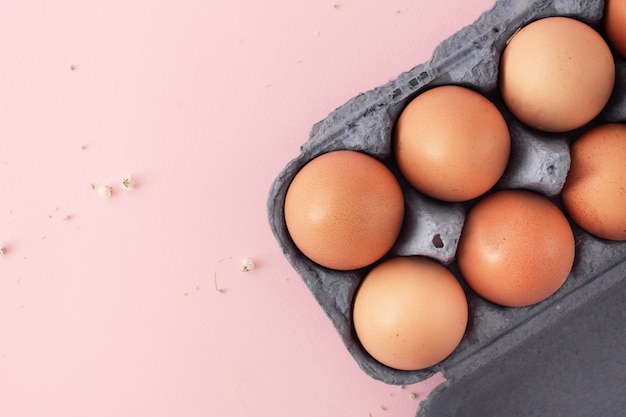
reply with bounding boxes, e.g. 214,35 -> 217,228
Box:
0,1 -> 495,416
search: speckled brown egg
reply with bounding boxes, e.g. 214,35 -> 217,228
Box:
561,123 -> 626,241
457,189 -> 575,307
499,17 -> 615,132
284,150 -> 405,271
353,256 -> 468,371
605,0 -> 626,59
393,85 -> 510,202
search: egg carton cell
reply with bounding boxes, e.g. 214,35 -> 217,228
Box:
267,0 -> 626,412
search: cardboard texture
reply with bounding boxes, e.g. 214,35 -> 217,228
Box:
268,0 -> 626,414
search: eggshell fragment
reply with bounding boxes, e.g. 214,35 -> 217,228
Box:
98,185 -> 113,199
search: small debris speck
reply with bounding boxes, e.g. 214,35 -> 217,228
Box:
410,393 -> 417,399
98,185 -> 113,199
121,176 -> 135,191
313,30 -> 320,36
242,258 -> 255,272
63,215 -> 72,221
70,64 -> 76,71
0,246 -> 6,255
214,273 -> 224,293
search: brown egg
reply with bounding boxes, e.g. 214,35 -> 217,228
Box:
499,17 -> 615,132
284,150 -> 404,270
457,189 -> 575,307
561,124 -> 626,241
352,256 -> 468,371
393,85 -> 510,202
605,0 -> 626,58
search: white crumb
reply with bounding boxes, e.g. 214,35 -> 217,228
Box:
98,185 -> 113,199
242,258 -> 255,272
121,176 -> 135,191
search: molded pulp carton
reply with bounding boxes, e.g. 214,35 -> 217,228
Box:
267,0 -> 626,415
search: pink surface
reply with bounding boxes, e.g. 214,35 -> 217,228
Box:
0,1 -> 495,416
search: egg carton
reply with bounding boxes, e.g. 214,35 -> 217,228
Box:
267,0 -> 626,415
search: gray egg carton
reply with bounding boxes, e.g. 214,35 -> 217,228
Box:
267,0 -> 626,415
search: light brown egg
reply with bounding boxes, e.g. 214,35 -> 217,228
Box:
457,189 -> 575,307
561,124 -> 626,241
352,256 -> 468,371
499,17 -> 615,132
605,0 -> 626,58
393,85 -> 510,202
284,150 -> 404,271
